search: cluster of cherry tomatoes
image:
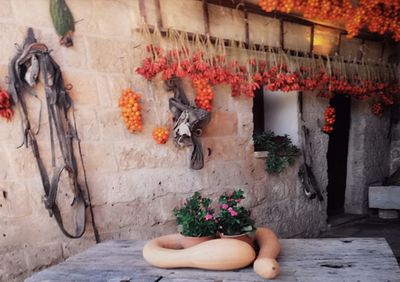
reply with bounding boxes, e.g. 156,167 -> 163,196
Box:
372,102 -> 384,117
119,88 -> 143,133
152,127 -> 169,144
0,89 -> 13,121
346,0 -> 400,40
258,0 -> 400,41
259,0 -> 352,19
322,106 -> 336,134
193,79 -> 214,112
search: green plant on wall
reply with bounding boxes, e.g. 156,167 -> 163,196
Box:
253,131 -> 300,174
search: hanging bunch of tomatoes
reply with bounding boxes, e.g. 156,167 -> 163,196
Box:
193,78 -> 214,112
119,88 -> 143,133
372,102 -> 384,117
0,88 -> 13,121
258,0 -> 400,41
322,106 -> 336,134
152,127 -> 169,144
136,44 -> 399,119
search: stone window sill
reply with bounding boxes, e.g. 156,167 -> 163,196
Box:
254,151 -> 269,159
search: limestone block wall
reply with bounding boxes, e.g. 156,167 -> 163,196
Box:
0,0 -> 391,281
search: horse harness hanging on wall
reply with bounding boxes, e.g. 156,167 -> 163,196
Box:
8,28 -> 95,239
166,77 -> 210,170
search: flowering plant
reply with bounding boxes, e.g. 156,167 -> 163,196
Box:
173,192 -> 217,237
216,189 -> 256,236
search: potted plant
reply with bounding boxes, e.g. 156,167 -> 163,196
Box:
253,131 -> 299,174
173,192 -> 217,248
216,189 -> 256,247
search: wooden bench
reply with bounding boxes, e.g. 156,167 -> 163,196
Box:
26,238 -> 400,281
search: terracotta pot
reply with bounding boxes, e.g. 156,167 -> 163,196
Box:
220,232 -> 255,248
179,234 -> 215,249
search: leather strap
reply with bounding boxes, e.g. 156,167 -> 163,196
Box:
8,29 -> 89,239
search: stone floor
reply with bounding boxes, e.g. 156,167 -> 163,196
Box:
320,214 -> 400,264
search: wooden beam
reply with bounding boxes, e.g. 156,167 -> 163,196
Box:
280,19 -> 284,49
154,0 -> 163,29
337,33 -> 344,55
205,0 -> 385,42
138,0 -> 147,24
360,39 -> 366,60
139,25 -> 390,67
380,41 -> 386,62
202,0 -> 210,35
244,8 -> 249,45
310,24 -> 315,53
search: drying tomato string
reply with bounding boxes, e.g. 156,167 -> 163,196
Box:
119,88 -> 143,133
322,106 -> 336,134
136,45 -> 399,117
0,88 -> 13,121
152,127 -> 169,144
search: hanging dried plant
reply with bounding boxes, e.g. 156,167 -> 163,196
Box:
50,0 -> 75,47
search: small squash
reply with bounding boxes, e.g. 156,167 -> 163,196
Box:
253,227 -> 281,279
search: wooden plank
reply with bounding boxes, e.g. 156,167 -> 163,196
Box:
138,0 -> 148,24
310,24 -> 314,53
154,0 -> 163,29
369,186 -> 400,209
206,0 -> 384,42
26,238 -> 400,282
244,8 -> 249,45
202,0 -> 210,35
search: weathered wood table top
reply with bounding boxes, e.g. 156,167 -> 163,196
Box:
26,238 -> 400,282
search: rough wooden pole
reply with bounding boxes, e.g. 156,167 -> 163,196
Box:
138,0 -> 147,24
310,24 -> 315,53
280,19 -> 284,49
202,0 -> 210,35
154,0 -> 163,29
244,8 -> 250,45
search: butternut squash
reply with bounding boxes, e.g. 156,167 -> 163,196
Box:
143,234 -> 256,270
253,227 -> 281,279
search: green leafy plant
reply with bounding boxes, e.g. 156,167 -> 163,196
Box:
216,189 -> 256,236
253,131 -> 300,174
173,192 -> 217,237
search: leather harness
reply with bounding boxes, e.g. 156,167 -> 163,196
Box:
8,28 -> 98,240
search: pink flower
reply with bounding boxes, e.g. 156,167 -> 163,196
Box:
236,199 -> 241,203
230,210 -> 238,217
228,207 -> 233,212
221,204 -> 229,209
205,214 -> 213,221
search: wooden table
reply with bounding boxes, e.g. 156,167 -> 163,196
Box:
26,238 -> 400,282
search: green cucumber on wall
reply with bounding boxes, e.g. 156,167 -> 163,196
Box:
50,0 -> 75,47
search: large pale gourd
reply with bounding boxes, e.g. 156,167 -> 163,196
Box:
143,234 -> 256,270
143,227 -> 281,279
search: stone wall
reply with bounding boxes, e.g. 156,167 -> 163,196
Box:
346,100 -> 391,214
390,44 -> 400,175
0,0 -> 393,281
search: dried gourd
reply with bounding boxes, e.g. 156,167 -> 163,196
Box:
50,0 -> 75,47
